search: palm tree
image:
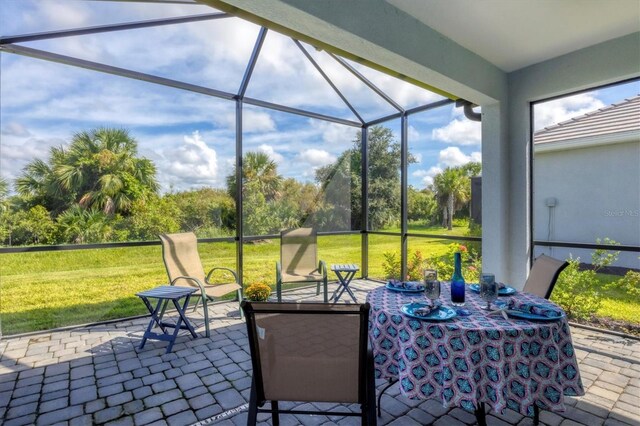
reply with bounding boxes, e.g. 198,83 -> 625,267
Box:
0,177 -> 9,213
226,151 -> 282,201
15,148 -> 73,214
16,128 -> 159,215
433,167 -> 470,230
56,206 -> 112,244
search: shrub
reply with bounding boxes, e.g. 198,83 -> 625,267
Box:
611,269 -> 640,297
551,258 -> 602,320
245,282 -> 272,301
381,250 -> 425,281
425,243 -> 481,283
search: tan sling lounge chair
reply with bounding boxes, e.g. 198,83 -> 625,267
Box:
523,254 -> 569,299
160,232 -> 242,337
276,227 -> 328,302
242,301 -> 376,425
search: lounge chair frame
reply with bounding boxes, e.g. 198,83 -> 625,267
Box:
160,232 -> 243,337
276,228 -> 328,302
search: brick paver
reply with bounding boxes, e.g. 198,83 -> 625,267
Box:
0,281 -> 639,425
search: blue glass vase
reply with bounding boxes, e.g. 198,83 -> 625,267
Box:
451,252 -> 466,306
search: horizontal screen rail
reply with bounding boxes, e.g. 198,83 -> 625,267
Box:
0,238 -> 234,254
367,231 -> 482,242
406,233 -> 481,242
0,231 -> 361,254
534,241 -> 640,252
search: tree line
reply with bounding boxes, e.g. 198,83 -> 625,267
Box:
0,126 -> 480,246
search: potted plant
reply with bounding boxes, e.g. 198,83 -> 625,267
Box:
244,282 -> 272,302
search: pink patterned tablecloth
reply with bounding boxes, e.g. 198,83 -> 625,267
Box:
366,283 -> 584,416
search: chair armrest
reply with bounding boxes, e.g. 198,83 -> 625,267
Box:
318,260 -> 327,278
206,267 -> 239,284
170,275 -> 206,294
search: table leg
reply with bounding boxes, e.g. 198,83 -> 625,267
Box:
165,296 -> 197,353
342,271 -> 358,302
474,402 -> 487,426
139,297 -> 165,350
330,271 -> 345,301
177,295 -> 198,338
334,270 -> 358,302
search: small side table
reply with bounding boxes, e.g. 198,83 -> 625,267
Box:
136,286 -> 198,354
330,264 -> 359,302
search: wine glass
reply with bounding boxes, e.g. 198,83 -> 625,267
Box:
480,272 -> 498,310
423,269 -> 440,303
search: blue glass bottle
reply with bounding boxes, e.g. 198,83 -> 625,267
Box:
450,252 -> 465,306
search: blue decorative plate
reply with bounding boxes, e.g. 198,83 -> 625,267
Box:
469,283 -> 516,296
505,308 -> 564,321
385,282 -> 424,293
401,302 -> 457,321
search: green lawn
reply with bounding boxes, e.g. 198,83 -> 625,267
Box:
1,226 -> 637,334
0,232 -> 466,335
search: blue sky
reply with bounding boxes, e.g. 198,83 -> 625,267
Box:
1,0 -> 638,194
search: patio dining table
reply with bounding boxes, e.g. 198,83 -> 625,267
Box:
366,282 -> 584,419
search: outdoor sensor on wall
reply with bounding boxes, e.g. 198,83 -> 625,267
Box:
545,197 -> 557,207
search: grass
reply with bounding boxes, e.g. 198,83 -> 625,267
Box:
0,230 -> 467,335
1,223 -> 637,334
591,273 -> 640,324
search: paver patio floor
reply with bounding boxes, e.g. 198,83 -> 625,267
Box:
1,281 -> 639,426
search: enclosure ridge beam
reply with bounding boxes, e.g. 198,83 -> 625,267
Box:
405,98 -> 456,116
238,27 -> 267,99
328,52 -> 404,113
242,97 -> 361,127
293,39 -> 364,124
366,112 -> 402,127
0,44 -> 237,100
365,98 -> 455,126
0,13 -> 230,45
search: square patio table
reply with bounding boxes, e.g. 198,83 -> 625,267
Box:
330,263 -> 359,302
136,285 -> 198,353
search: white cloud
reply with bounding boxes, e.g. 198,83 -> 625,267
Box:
412,148 -> 480,187
298,149 -> 336,167
534,93 -> 605,130
160,131 -> 218,189
258,144 -> 284,163
432,119 -> 481,145
214,110 -> 276,133
1,122 -> 31,137
421,166 -> 443,187
439,147 -> 481,167
408,125 -> 421,143
310,121 -> 356,146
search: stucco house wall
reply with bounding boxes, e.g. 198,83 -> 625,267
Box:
533,139 -> 640,269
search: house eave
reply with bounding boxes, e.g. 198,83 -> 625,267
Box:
534,129 -> 640,153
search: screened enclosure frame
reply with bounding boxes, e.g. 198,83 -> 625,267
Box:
0,0 -> 481,283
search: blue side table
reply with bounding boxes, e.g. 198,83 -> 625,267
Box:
136,286 -> 198,353
330,264 -> 360,302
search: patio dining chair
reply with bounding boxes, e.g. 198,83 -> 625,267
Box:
242,301 -> 376,425
159,232 -> 242,337
523,254 -> 569,299
276,227 -> 328,302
